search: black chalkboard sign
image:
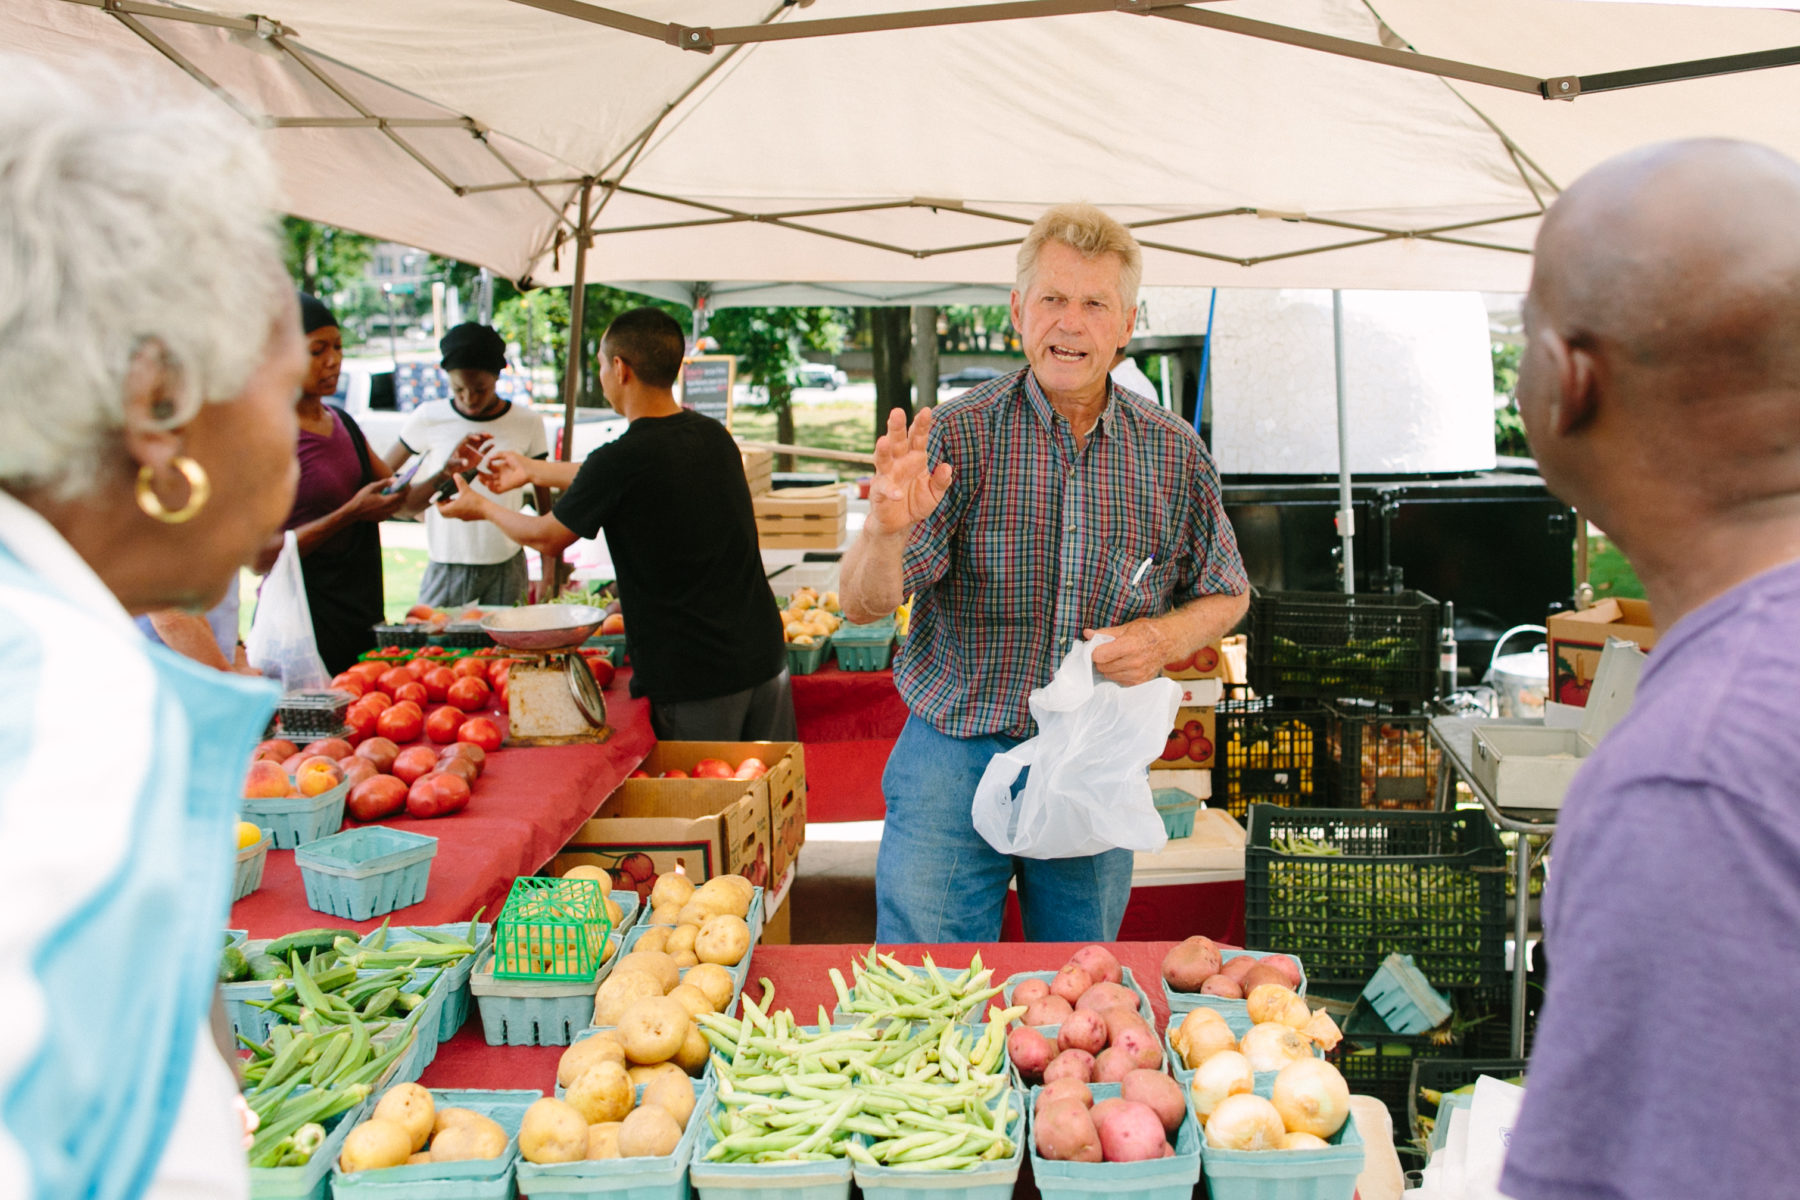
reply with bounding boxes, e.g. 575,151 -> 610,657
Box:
681,355 -> 736,427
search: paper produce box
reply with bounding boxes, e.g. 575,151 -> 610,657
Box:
1153,706 -> 1216,770
1163,640 -> 1226,681
631,741 -> 807,883
1547,598 -> 1656,707
1469,639 -> 1645,809
552,779 -> 772,903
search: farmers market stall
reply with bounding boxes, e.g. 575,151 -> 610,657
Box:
788,662 -> 907,825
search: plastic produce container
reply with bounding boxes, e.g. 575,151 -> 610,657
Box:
1361,953 -> 1451,1034
295,826 -> 438,921
1163,949 -> 1310,1021
1028,1081 -> 1202,1200
242,777 -> 350,849
235,830 -> 271,901
852,1087 -> 1024,1200
1199,1113 -> 1363,1200
518,1081 -> 712,1198
1213,701 -> 1334,820
331,1087 -> 540,1200
1153,788 -> 1199,840
471,947 -> 609,1046
1247,587 -> 1440,702
372,623 -> 432,649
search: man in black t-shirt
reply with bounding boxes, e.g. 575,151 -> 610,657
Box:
436,307 -> 794,740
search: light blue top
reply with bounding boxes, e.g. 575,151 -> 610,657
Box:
0,492 -> 277,1200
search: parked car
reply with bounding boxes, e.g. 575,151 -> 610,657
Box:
939,365 -> 1006,390
795,361 -> 849,390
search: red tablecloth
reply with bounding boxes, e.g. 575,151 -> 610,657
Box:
790,664 -> 906,822
230,675 -> 655,939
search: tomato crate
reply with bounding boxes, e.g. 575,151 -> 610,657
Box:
1244,806 -> 1508,992
1248,588 -> 1440,702
1329,701 -> 1444,811
1214,699 -> 1335,819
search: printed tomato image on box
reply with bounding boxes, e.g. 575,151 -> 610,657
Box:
1155,706 -> 1216,770
1162,641 -> 1226,681
1547,598 -> 1656,707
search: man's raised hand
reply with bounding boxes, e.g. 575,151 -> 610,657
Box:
867,407 -> 953,538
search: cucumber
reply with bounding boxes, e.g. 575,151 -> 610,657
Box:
265,928 -> 359,961
219,945 -> 251,984
248,953 -> 291,981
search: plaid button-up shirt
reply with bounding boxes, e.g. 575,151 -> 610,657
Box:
896,368 -> 1247,739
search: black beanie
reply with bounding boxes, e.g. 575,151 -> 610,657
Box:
298,292 -> 337,334
440,323 -> 508,374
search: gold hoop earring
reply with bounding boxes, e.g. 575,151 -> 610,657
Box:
135,457 -> 211,525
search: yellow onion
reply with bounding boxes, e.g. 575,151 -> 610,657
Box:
1246,984 -> 1311,1030
1238,1022 -> 1312,1074
1188,1050 -> 1253,1118
1203,1093 -> 1285,1151
1278,1131 -> 1330,1150
1270,1058 -> 1351,1139
1303,1008 -> 1342,1053
1178,1012 -> 1239,1070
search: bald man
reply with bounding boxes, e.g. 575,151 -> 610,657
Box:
1501,139 -> 1800,1200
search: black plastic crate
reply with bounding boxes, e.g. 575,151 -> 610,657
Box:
1331,702 -> 1444,811
1457,981 -> 1541,1061
1249,588 -> 1440,701
1244,806 -> 1508,991
1328,996 -> 1469,1137
372,623 -> 430,648
1213,699 -> 1334,819
435,624 -> 494,649
1407,1056 -> 1529,1148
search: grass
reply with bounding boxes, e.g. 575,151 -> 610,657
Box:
1586,534 -> 1645,600
732,400 -> 877,480
381,547 -> 431,622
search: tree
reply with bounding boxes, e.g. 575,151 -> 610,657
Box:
283,218 -> 374,297
1492,341 -> 1531,458
867,307 -> 912,441
706,306 -> 845,468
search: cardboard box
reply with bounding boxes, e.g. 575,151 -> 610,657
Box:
625,740 -> 808,884
1173,677 -> 1224,708
552,781 -> 772,899
1469,640 -> 1645,810
1163,640 -> 1226,680
1547,598 -> 1656,707
1148,767 -> 1211,801
1153,706 -> 1216,770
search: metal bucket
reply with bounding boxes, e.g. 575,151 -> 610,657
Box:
1485,625 -> 1548,718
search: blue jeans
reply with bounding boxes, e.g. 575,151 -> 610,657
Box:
875,715 -> 1135,943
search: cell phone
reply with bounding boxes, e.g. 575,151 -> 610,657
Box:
433,467 -> 480,503
382,457 -> 425,495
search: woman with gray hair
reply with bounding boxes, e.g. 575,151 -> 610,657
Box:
0,58 -> 304,1199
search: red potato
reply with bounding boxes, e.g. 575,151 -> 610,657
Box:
1057,1011 -> 1108,1057
406,771 -> 471,818
1024,995 -> 1074,1027
354,737 -> 400,774
346,775 -> 408,822
1089,1097 -> 1130,1137
1101,1008 -> 1153,1045
1111,1024 -> 1164,1071
1011,978 -> 1051,1009
1200,975 -> 1244,999
1092,1046 -> 1136,1084
1034,1079 -> 1094,1113
1049,963 -> 1093,1007
1034,1099 -> 1102,1163
1042,1049 -> 1095,1086
1258,954 -> 1304,990
1069,945 -> 1122,987
1162,936 -> 1224,992
1007,1027 -> 1055,1083
1075,982 -> 1141,1017
1121,1070 -> 1187,1136
1239,963 -> 1290,994
1098,1100 -> 1169,1163
1220,955 -> 1259,983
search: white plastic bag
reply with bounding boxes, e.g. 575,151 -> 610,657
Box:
245,531 -> 330,692
971,636 -> 1183,859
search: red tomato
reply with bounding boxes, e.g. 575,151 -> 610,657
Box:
394,681 -> 429,706
344,704 -> 380,742
406,771 -> 471,819
588,658 -> 615,689
422,667 -> 456,702
692,758 -> 733,779
628,769 -> 650,779
347,775 -> 408,821
451,658 -> 489,681
390,699 -> 423,719
329,673 -> 366,699
349,661 -> 387,687
661,769 -> 689,779
446,676 -> 492,713
416,646 -> 448,658
456,717 -> 502,753
439,742 -> 486,775
375,667 -> 414,697
436,755 -> 479,784
354,737 -> 400,773
302,738 -> 354,761
733,757 -> 768,780
391,745 -> 441,784
338,756 -> 379,788
486,658 -> 516,687
425,705 -> 466,744
376,704 -> 424,743
358,691 -> 394,714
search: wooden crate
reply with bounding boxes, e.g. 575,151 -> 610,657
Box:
758,517 -> 847,550
752,483 -> 845,517
755,484 -> 847,550
740,448 -> 774,495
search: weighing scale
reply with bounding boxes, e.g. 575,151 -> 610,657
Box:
480,606 -> 611,747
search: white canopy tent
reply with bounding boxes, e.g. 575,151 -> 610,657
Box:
10,0 -> 1800,305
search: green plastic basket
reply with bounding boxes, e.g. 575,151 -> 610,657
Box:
493,876 -> 612,983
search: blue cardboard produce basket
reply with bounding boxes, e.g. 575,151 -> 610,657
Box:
294,826 -> 437,921
1028,1081 -> 1202,1200
1164,949 -> 1310,1022
518,1082 -> 713,1198
1199,1112 -> 1363,1200
331,1087 -> 540,1200
242,776 -> 350,849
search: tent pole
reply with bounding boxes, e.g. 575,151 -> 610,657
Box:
1333,290 -> 1355,595
549,180 -> 593,599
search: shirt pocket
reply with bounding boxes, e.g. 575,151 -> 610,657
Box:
1093,545 -> 1183,628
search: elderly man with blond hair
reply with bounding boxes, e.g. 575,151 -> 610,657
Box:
841,203 -> 1248,942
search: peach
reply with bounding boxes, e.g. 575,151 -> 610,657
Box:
243,759 -> 293,799
253,739 -> 297,763
295,757 -> 346,797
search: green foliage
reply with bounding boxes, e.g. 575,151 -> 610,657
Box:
705,307 -> 846,416
1491,341 -> 1531,457
283,218 -> 374,297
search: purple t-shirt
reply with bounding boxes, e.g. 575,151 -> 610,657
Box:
1503,557 -> 1800,1200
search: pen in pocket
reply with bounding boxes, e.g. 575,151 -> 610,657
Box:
1130,556 -> 1154,585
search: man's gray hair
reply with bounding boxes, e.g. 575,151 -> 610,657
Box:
1015,203 -> 1144,312
0,56 -> 290,499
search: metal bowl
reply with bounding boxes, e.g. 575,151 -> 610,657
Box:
479,604 -> 606,651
